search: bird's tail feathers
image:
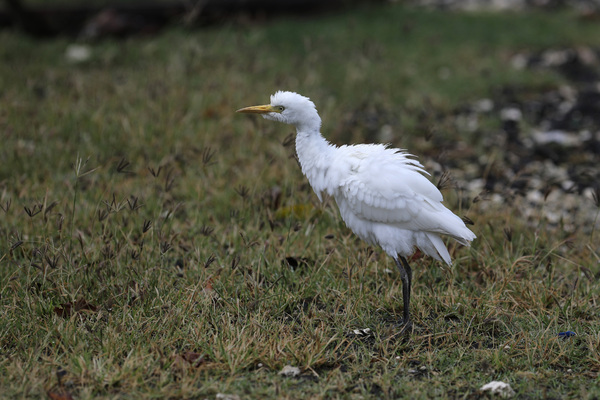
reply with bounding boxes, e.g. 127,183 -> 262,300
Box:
448,225 -> 477,247
439,211 -> 477,247
425,233 -> 452,266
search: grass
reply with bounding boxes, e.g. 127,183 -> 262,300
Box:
1,3 -> 600,398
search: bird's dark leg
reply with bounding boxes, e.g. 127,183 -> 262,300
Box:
394,256 -> 413,330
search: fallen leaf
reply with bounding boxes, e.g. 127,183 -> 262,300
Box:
47,389 -> 74,400
54,298 -> 98,318
282,256 -> 311,270
172,351 -> 206,370
181,351 -> 205,366
409,249 -> 424,262
200,277 -> 219,300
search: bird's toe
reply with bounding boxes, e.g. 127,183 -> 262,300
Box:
395,319 -> 423,335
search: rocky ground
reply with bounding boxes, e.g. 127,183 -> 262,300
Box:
410,0 -> 600,13
345,39 -> 600,236
444,46 -> 600,236
406,0 -> 600,238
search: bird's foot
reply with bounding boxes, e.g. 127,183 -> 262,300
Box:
398,320 -> 413,335
395,319 -> 422,335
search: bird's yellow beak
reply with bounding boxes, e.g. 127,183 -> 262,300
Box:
236,104 -> 277,114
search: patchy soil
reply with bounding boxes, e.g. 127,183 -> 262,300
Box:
412,0 -> 600,12
444,46 -> 600,234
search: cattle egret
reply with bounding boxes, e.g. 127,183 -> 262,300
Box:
237,91 -> 476,330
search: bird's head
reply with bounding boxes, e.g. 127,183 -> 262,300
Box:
237,91 -> 321,132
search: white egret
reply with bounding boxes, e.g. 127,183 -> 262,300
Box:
237,91 -> 476,330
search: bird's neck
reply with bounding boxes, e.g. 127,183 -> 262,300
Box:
295,128 -> 336,201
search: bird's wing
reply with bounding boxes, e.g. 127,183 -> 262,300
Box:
336,145 -> 453,232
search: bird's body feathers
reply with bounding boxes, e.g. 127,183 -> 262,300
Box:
295,133 -> 474,265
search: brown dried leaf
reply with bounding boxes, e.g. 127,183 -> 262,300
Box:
47,389 -> 74,400
201,277 -> 220,300
172,351 -> 206,370
182,351 -> 205,366
54,298 -> 98,318
172,354 -> 186,371
409,249 -> 424,262
53,304 -> 73,318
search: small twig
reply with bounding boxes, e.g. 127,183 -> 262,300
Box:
24,204 -> 43,218
116,158 -> 132,174
201,147 -> 216,166
142,219 -> 152,233
148,165 -> 162,178
0,198 -> 11,213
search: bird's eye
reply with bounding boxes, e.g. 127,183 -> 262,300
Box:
276,106 -> 285,112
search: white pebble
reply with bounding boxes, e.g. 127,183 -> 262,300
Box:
65,44 -> 92,63
473,98 -> 494,113
500,107 -> 522,122
216,394 -> 240,400
278,365 -> 301,377
480,381 -> 516,398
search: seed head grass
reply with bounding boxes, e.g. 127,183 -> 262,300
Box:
1,3 -> 600,399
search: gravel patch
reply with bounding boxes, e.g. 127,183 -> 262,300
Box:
444,46 -> 600,235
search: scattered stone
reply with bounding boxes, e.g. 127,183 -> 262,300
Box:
480,381 -> 516,398
411,0 -> 600,12
444,44 -> 600,236
511,53 -> 528,70
473,98 -> 494,113
456,113 -> 480,132
541,48 -> 571,68
531,130 -> 583,146
378,124 -> 394,142
412,0 -> 527,11
278,365 -> 301,377
216,394 -> 240,400
65,44 -> 91,63
467,178 -> 485,193
500,107 -> 522,122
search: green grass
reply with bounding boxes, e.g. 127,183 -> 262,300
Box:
1,3 -> 600,398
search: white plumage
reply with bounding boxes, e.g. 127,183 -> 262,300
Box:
237,91 -> 476,330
